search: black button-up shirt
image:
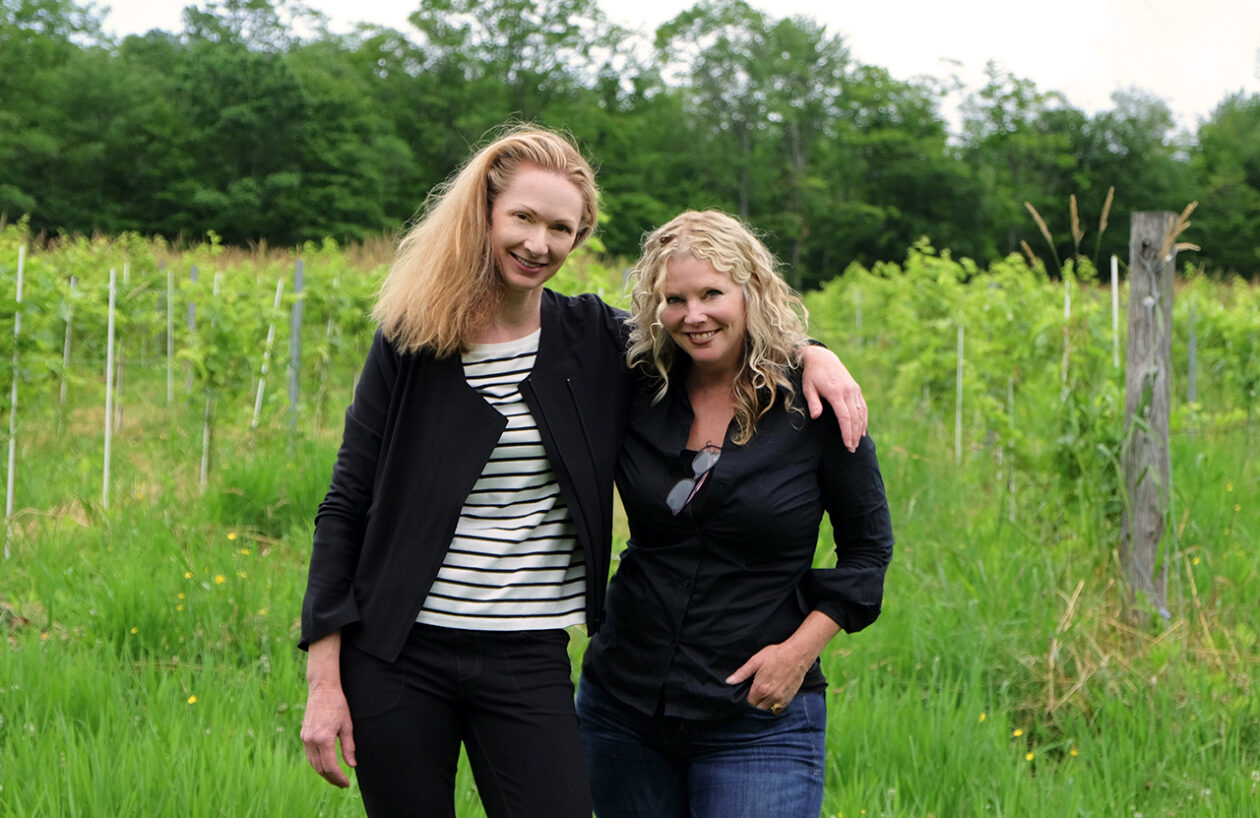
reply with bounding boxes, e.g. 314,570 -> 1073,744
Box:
582,369 -> 894,720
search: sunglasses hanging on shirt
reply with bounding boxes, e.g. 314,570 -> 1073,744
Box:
666,445 -> 722,515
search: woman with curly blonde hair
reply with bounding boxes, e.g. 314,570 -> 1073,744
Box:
578,210 -> 895,818
624,209 -> 810,445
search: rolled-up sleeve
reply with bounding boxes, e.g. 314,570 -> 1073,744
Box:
804,434 -> 894,633
299,329 -> 398,650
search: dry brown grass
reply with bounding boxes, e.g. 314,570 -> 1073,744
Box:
1027,558 -> 1255,726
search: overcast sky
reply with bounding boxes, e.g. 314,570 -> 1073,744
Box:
100,0 -> 1260,130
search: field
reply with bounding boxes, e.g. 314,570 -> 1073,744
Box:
1,226 -> 1258,816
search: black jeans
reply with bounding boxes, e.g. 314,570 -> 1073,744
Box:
340,624 -> 591,818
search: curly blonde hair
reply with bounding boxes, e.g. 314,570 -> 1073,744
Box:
625,210 -> 809,444
372,125 -> 599,357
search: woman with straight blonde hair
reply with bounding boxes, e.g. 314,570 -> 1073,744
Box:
578,211 -> 894,818
299,127 -> 866,817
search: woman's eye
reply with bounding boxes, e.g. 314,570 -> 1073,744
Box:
664,296 -> 683,305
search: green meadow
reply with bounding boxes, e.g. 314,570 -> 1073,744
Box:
1,230 -> 1257,816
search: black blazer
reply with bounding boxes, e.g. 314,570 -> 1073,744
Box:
300,290 -> 632,662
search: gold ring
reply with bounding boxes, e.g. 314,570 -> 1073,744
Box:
769,703 -> 783,714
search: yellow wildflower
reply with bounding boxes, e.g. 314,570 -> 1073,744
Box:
214,574 -> 226,585
187,695 -> 198,705
1012,728 -> 1024,737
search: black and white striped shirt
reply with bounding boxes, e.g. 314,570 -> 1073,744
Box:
417,329 -> 586,630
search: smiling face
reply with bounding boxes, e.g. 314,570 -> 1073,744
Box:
660,254 -> 747,378
488,164 -> 585,302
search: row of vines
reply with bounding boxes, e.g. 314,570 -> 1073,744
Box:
1,223 -> 1258,541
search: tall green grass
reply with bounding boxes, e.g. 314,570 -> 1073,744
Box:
1,235 -> 1257,815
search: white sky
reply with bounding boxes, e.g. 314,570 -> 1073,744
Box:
99,0 -> 1260,130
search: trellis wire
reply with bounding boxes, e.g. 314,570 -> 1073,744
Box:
4,246 -> 25,560
251,279 -> 286,431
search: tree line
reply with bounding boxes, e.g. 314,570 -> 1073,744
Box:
3,0 -> 1258,286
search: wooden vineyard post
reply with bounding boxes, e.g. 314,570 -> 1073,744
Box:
1121,212 -> 1176,618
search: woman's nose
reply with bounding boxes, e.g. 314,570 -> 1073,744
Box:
522,226 -> 548,255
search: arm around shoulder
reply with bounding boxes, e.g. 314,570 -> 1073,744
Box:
806,434 -> 894,633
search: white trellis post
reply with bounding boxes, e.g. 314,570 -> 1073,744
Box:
1061,275 -> 1072,396
59,276 -> 76,420
252,279 -> 286,431
854,287 -> 863,349
4,246 -> 26,559
1188,301 -> 1198,405
1007,375 -> 1016,522
104,268 -> 117,511
166,263 -> 174,406
1111,255 -> 1120,369
199,273 -> 221,494
288,259 -> 304,439
114,263 -> 128,433
185,265 -> 198,395
955,324 -> 964,465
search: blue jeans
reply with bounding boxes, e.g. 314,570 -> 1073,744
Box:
576,675 -> 827,818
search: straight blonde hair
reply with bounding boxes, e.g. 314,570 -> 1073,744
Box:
372,125 -> 599,357
625,210 -> 809,445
